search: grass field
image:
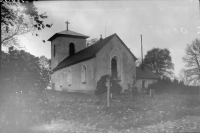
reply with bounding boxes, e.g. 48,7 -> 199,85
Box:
1,91 -> 200,133
31,91 -> 200,133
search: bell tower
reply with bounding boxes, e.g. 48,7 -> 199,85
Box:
48,21 -> 89,70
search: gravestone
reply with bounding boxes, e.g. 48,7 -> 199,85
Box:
150,89 -> 155,98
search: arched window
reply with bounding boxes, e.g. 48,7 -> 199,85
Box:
54,44 -> 56,57
142,80 -> 145,88
111,56 -> 118,78
82,65 -> 86,83
69,43 -> 75,56
142,80 -> 148,88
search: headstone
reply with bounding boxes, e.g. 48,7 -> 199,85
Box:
150,89 -> 155,98
128,84 -> 133,101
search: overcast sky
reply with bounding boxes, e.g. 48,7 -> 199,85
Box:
18,0 -> 200,77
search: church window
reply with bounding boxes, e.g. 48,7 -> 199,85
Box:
82,65 -> 86,84
69,43 -> 75,56
142,80 -> 148,88
111,56 -> 118,78
54,44 -> 56,57
68,69 -> 72,86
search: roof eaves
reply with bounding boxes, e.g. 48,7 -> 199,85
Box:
57,33 -> 90,38
48,33 -> 90,41
53,55 -> 96,72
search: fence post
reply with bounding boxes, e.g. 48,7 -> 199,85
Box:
106,78 -> 110,107
129,84 -> 133,101
150,89 -> 155,98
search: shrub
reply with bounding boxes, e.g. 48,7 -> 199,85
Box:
95,75 -> 122,95
110,77 -> 122,94
95,75 -> 109,95
148,78 -> 199,94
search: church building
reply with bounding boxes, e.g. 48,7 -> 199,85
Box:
48,22 -> 137,93
136,66 -> 159,93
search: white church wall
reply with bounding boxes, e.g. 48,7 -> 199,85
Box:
94,35 -> 136,91
51,36 -> 87,70
51,58 -> 95,93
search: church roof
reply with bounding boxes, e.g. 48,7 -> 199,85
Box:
48,30 -> 89,41
136,66 -> 159,79
53,33 -> 137,72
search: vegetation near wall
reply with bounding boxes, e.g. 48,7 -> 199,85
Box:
0,47 -> 51,94
148,78 -> 199,94
0,1 -> 54,132
0,48 -> 52,132
95,74 -> 122,95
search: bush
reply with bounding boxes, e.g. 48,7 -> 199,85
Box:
95,75 -> 122,95
148,78 -> 199,94
95,75 -> 109,95
110,78 -> 122,94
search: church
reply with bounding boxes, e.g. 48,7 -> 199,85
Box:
48,22 -> 158,93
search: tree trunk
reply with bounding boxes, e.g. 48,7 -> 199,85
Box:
0,43 -> 2,91
0,43 -> 2,72
0,43 -> 1,67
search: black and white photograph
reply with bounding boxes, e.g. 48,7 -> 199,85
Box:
1,0 -> 200,132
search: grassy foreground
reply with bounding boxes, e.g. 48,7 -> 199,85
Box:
31,91 -> 200,133
1,91 -> 200,133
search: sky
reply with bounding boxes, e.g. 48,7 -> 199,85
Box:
18,0 -> 200,78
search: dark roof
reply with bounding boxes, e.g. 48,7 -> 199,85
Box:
136,66 -> 159,79
48,30 -> 89,41
53,34 -> 114,71
53,33 -> 137,72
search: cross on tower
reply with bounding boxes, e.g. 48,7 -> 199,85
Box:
65,21 -> 70,30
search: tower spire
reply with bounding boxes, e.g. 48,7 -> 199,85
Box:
65,21 -> 70,30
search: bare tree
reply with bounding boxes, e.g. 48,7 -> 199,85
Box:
1,1 -> 52,60
86,38 -> 99,47
178,68 -> 190,85
1,17 -> 34,48
182,38 -> 200,86
0,1 -> 52,77
1,2 -> 43,47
